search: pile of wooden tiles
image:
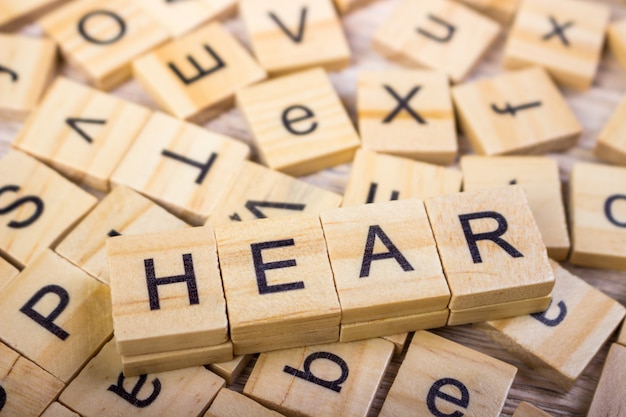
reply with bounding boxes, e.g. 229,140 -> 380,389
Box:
2,0 -> 626,415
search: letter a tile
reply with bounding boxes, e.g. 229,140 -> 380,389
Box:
239,0 -> 350,75
0,250 -> 112,383
107,226 -> 228,357
60,339 -> 225,417
0,150 -> 97,267
452,67 -> 582,156
478,261 -> 625,389
570,162 -> 626,269
372,0 -> 500,82
379,331 -> 516,417
237,68 -> 360,177
13,77 -> 152,191
39,0 -> 170,90
424,186 -> 554,325
244,339 -> 394,417
216,215 -> 341,354
111,112 -> 249,225
133,22 -> 266,124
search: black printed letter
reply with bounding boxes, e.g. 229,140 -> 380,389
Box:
244,200 -> 305,219
251,239 -> 304,294
168,45 -> 226,85
0,65 -> 18,82
0,386 -> 6,411
382,85 -> 426,124
417,14 -> 456,43
108,373 -> 161,408
360,225 -> 414,277
66,118 -> 106,144
282,105 -> 318,135
0,185 -> 44,229
427,378 -> 470,417
491,101 -> 542,116
531,299 -> 567,327
78,10 -> 126,45
542,16 -> 573,47
604,194 -> 626,228
161,150 -> 217,184
458,211 -> 524,264
144,253 -> 199,311
19,285 -> 70,340
268,7 -> 307,43
283,352 -> 349,393
366,182 -> 399,204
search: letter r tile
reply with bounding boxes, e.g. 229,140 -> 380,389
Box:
0,250 -> 112,383
424,186 -> 554,324
215,215 -> 341,355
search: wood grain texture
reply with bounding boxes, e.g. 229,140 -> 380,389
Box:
204,388 -> 285,417
2,1 -> 626,415
0,255 -> 18,293
41,402 -> 81,417
586,343 -> 626,417
512,402 -> 553,417
208,355 -> 254,385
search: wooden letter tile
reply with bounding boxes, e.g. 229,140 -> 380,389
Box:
457,0 -> 519,23
587,343 -> 626,417
13,77 -> 152,191
39,0 -> 170,90
424,186 -> 555,325
206,160 -> 342,226
342,149 -> 462,207
504,0 -> 610,90
0,256 -> 18,293
512,402 -> 553,417
0,0 -> 64,30
216,215 -> 341,355
452,67 -> 582,156
461,155 -> 570,260
133,22 -> 266,124
479,261 -> 625,389
236,67 -> 360,177
0,150 -> 97,267
570,162 -> 626,270
379,331 -> 516,417
372,0 -> 500,82
0,342 -> 65,417
135,0 -> 236,38
107,226 -> 228,357
204,388 -> 285,417
608,18 -> 626,72
111,112 -> 249,225
239,0 -> 350,75
595,93 -> 626,166
244,339 -> 394,417
41,402 -> 80,417
56,186 -> 188,285
0,250 -> 112,383
321,199 -> 450,342
0,33 -> 56,121
208,354 -> 254,385
357,70 -> 457,165
60,339 -> 225,417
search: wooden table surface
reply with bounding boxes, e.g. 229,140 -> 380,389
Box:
2,1 -> 626,416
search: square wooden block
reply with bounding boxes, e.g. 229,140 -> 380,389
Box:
56,185 -> 188,284
0,33 -> 56,121
0,342 -> 65,417
216,215 -> 341,355
39,0 -> 170,90
479,261 -> 625,389
0,250 -> 112,383
587,343 -> 626,417
206,161 -> 342,226
237,67 -> 360,176
245,339 -> 394,417
208,354 -> 254,385
321,200 -> 450,327
595,93 -> 626,166
379,331 -> 516,417
133,22 -> 266,124
111,112 -> 249,225
204,388 -> 285,417
13,77 -> 152,191
570,162 -> 626,270
107,226 -> 228,356
240,0 -> 350,75
342,149 -> 462,207
0,256 -> 18,293
512,402 -> 552,417
60,339 -> 225,417
424,186 -> 555,322
457,0 -> 519,23
504,0 -> 610,90
608,18 -> 626,72
452,67 -> 582,155
461,155 -> 570,260
0,0 -> 64,30
0,150 -> 97,267
372,0 -> 500,82
42,402 -> 80,417
357,70 -> 456,165
121,341 -> 233,377
136,0 -> 236,37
